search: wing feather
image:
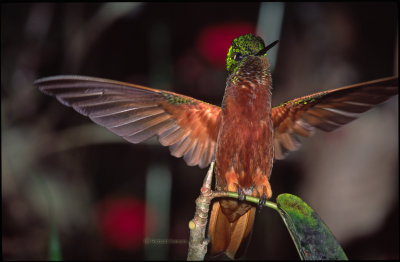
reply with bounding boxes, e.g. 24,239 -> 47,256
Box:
35,75 -> 221,168
272,76 -> 398,159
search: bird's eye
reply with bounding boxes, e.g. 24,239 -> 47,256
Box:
233,52 -> 243,61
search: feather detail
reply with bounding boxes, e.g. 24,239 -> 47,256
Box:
35,75 -> 222,168
272,76 -> 398,159
208,201 -> 256,259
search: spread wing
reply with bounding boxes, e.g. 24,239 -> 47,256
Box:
35,75 -> 222,168
271,76 -> 398,159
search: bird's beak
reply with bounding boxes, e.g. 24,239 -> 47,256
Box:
256,40 -> 279,56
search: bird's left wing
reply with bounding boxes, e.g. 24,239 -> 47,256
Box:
271,76 -> 398,159
35,75 -> 222,168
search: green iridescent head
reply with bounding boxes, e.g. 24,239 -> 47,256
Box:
226,34 -> 278,74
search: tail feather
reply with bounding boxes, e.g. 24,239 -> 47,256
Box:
208,201 -> 256,259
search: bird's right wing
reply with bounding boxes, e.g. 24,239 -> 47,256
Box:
271,76 -> 398,159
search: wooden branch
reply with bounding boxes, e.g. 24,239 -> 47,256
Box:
187,161 -> 215,261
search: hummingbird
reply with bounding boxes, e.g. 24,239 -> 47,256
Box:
35,34 -> 398,259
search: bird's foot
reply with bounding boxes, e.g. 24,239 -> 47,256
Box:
258,193 -> 267,212
237,187 -> 246,201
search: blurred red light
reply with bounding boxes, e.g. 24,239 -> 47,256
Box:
196,22 -> 256,67
96,197 -> 154,250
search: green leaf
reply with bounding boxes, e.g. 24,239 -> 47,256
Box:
276,193 -> 348,260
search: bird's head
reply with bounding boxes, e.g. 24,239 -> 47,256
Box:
226,34 -> 279,74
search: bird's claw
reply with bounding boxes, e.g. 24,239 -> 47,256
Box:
258,193 -> 267,211
237,187 -> 246,201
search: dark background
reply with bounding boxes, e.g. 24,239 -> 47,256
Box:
2,2 -> 398,260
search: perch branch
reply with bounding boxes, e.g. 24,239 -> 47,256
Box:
187,161 -> 277,260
